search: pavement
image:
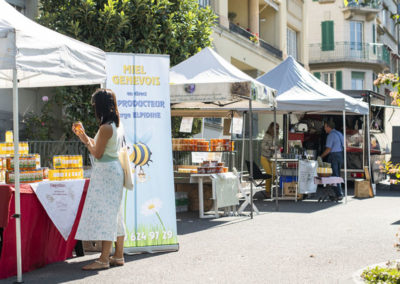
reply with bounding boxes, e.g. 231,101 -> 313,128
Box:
2,184 -> 400,284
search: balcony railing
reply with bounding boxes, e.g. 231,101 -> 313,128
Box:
309,42 -> 390,67
228,22 -> 282,59
343,0 -> 380,9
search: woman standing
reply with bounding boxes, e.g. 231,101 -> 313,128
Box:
260,122 -> 279,198
73,89 -> 126,270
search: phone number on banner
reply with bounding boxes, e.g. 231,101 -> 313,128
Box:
128,231 -> 174,241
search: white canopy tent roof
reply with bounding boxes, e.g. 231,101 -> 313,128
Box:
170,47 -> 276,107
0,0 -> 105,88
0,1 -> 106,281
257,56 -> 368,115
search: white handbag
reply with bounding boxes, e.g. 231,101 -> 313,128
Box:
119,138 -> 134,190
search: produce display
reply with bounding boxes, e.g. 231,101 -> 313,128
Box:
172,138 -> 234,152
0,134 -> 83,183
317,157 -> 332,177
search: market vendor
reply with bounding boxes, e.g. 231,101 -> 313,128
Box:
320,121 -> 344,200
261,122 -> 279,197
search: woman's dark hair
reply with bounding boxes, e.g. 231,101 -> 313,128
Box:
91,88 -> 120,127
267,122 -> 279,136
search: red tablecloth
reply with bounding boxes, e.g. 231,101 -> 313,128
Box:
0,180 -> 89,280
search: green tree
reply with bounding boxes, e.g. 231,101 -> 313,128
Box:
28,0 -> 215,139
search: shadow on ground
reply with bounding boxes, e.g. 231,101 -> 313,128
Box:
177,184 -> 400,235
1,251 -> 175,284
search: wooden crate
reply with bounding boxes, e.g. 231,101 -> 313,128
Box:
354,180 -> 371,198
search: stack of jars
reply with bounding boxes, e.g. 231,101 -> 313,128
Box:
197,161 -> 229,174
172,138 -> 208,151
0,156 -> 5,182
210,139 -> 234,151
172,138 -> 235,152
49,155 -> 83,181
0,142 -> 29,155
4,154 -> 47,184
6,169 -> 45,184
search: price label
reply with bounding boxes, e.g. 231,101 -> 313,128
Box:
232,117 -> 243,134
179,117 -> 193,133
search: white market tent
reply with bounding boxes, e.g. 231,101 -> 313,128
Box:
0,0 -> 106,281
170,47 -> 276,107
257,56 -> 368,114
257,56 -> 370,203
170,47 -> 279,217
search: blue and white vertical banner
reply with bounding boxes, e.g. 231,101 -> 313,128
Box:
106,53 -> 178,252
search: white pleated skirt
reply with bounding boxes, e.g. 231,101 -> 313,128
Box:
75,160 -> 126,241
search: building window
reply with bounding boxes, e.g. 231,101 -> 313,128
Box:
322,72 -> 335,88
287,27 -> 298,60
350,21 -> 363,51
198,0 -> 210,7
351,71 -> 364,90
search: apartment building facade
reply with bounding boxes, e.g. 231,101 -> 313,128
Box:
208,0 -> 308,75
5,0 -> 38,19
307,0 -> 399,98
202,0 -> 308,137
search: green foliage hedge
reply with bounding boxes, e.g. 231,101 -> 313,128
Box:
362,265 -> 400,283
23,0 -> 216,140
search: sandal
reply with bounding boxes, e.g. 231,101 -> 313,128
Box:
110,256 -> 125,266
82,259 -> 110,270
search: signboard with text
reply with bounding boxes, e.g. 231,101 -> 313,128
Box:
106,53 -> 178,252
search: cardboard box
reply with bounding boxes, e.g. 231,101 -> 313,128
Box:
354,179 -> 371,198
283,182 -> 298,196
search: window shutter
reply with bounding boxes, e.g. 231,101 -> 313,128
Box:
336,71 -> 342,90
314,72 -> 321,79
322,21 -> 334,51
372,24 -> 376,54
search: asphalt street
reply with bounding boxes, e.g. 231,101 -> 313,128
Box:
2,185 -> 400,284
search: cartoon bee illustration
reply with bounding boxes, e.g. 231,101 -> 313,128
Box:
129,142 -> 152,182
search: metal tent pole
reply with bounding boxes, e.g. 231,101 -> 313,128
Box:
201,118 -> 205,139
13,66 -> 23,283
241,112 -> 246,175
274,107 -> 279,211
229,111 -> 234,171
343,111 -> 347,204
367,113 -> 371,182
249,100 -> 254,219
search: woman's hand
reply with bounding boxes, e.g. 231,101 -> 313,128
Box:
72,122 -> 88,144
